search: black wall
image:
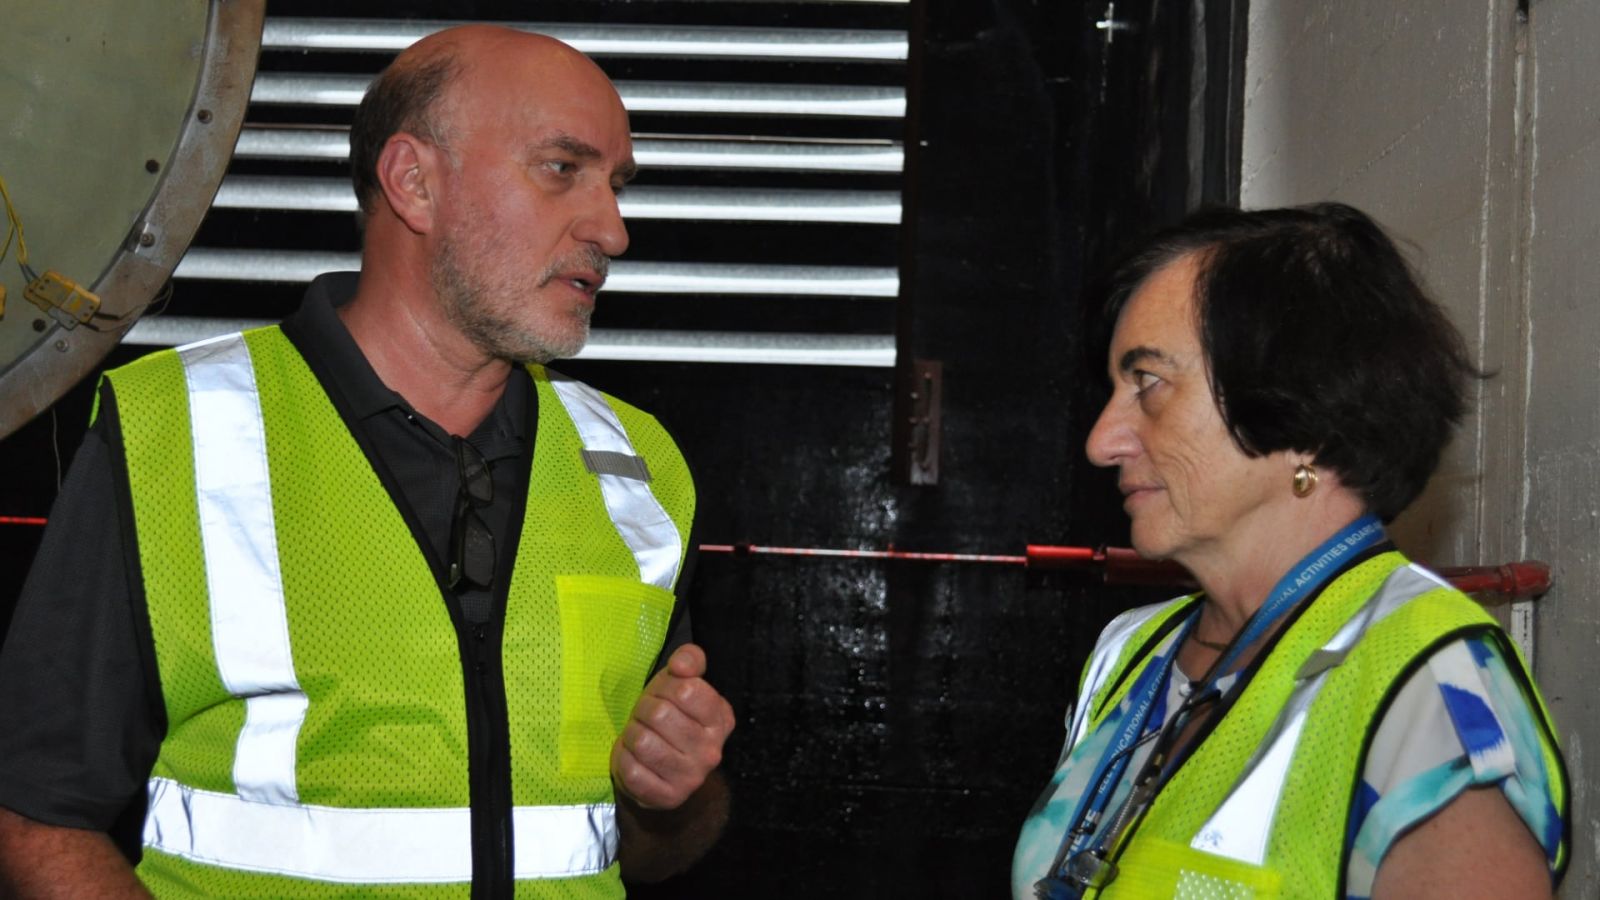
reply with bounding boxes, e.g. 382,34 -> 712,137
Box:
0,0 -> 1213,896
597,1 -> 1203,894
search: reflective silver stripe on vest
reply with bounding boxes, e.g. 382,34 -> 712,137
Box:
548,372 -> 684,590
154,347 -> 633,877
178,333 -> 307,806
143,777 -> 618,883
1189,564 -> 1448,864
1067,602 -> 1175,752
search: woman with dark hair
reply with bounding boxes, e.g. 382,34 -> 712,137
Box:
1013,204 -> 1568,899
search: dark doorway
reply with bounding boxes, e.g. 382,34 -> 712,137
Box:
607,1 -> 1229,895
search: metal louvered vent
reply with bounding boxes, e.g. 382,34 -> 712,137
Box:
126,2 -> 910,368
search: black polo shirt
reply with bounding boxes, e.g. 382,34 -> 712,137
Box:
0,273 -> 692,860
282,272 -> 531,625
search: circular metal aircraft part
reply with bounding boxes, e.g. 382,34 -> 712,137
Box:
0,0 -> 264,438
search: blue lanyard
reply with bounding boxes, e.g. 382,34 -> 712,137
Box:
1057,617 -> 1190,858
1208,514 -> 1384,679
1046,514 -> 1386,887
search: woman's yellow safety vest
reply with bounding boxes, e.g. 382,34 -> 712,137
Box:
1067,551 -> 1567,898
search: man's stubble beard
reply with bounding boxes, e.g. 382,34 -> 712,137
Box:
431,233 -> 608,364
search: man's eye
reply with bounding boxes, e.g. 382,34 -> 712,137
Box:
1133,370 -> 1162,394
544,160 -> 576,176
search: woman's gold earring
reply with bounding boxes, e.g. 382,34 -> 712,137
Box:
1292,463 -> 1319,498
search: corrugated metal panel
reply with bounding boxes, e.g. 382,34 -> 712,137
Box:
125,317 -> 896,367
251,73 -> 905,118
234,127 -> 904,173
212,176 -> 902,224
260,18 -> 909,61
175,249 -> 899,297
167,6 -> 907,368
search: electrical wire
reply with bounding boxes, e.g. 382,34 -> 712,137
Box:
50,407 -> 62,492
79,278 -> 174,333
0,171 -> 27,267
0,170 -> 39,282
146,279 -> 176,317
0,168 -> 175,333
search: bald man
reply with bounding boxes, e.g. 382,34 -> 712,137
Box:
0,27 -> 732,898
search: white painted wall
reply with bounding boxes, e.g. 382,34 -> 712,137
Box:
1522,4 -> 1600,893
1242,0 -> 1596,893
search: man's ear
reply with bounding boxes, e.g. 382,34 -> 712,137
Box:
374,133 -> 442,234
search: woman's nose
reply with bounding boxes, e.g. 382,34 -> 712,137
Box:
1085,397 -> 1134,469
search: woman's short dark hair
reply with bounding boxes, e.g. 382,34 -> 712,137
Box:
1100,202 -> 1479,522
349,53 -> 460,214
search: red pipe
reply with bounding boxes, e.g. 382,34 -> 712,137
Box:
1026,545 -> 1196,588
1026,545 -> 1552,598
1433,562 -> 1551,598
698,543 -> 1028,566
4,517 -> 1553,600
701,542 -> 1553,601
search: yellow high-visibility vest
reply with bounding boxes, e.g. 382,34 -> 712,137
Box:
105,328 -> 694,898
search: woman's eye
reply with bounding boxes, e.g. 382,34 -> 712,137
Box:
1133,370 -> 1162,394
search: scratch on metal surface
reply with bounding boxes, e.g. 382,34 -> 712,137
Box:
1330,91 -> 1456,196
1238,145 -> 1282,197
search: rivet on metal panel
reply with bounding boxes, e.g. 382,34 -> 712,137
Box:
137,231 -> 157,248
197,108 -> 214,124
145,159 -> 160,174
53,339 -> 68,353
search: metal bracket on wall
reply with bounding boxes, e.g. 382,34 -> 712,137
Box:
895,358 -> 942,485
1095,2 -> 1137,45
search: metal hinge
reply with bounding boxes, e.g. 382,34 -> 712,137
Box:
895,358 -> 942,486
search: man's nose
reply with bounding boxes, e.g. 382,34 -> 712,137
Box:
575,187 -> 629,258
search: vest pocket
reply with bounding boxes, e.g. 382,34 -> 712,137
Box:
1108,837 -> 1281,899
554,575 -> 677,777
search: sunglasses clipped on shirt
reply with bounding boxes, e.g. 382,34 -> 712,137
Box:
448,437 -> 496,591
